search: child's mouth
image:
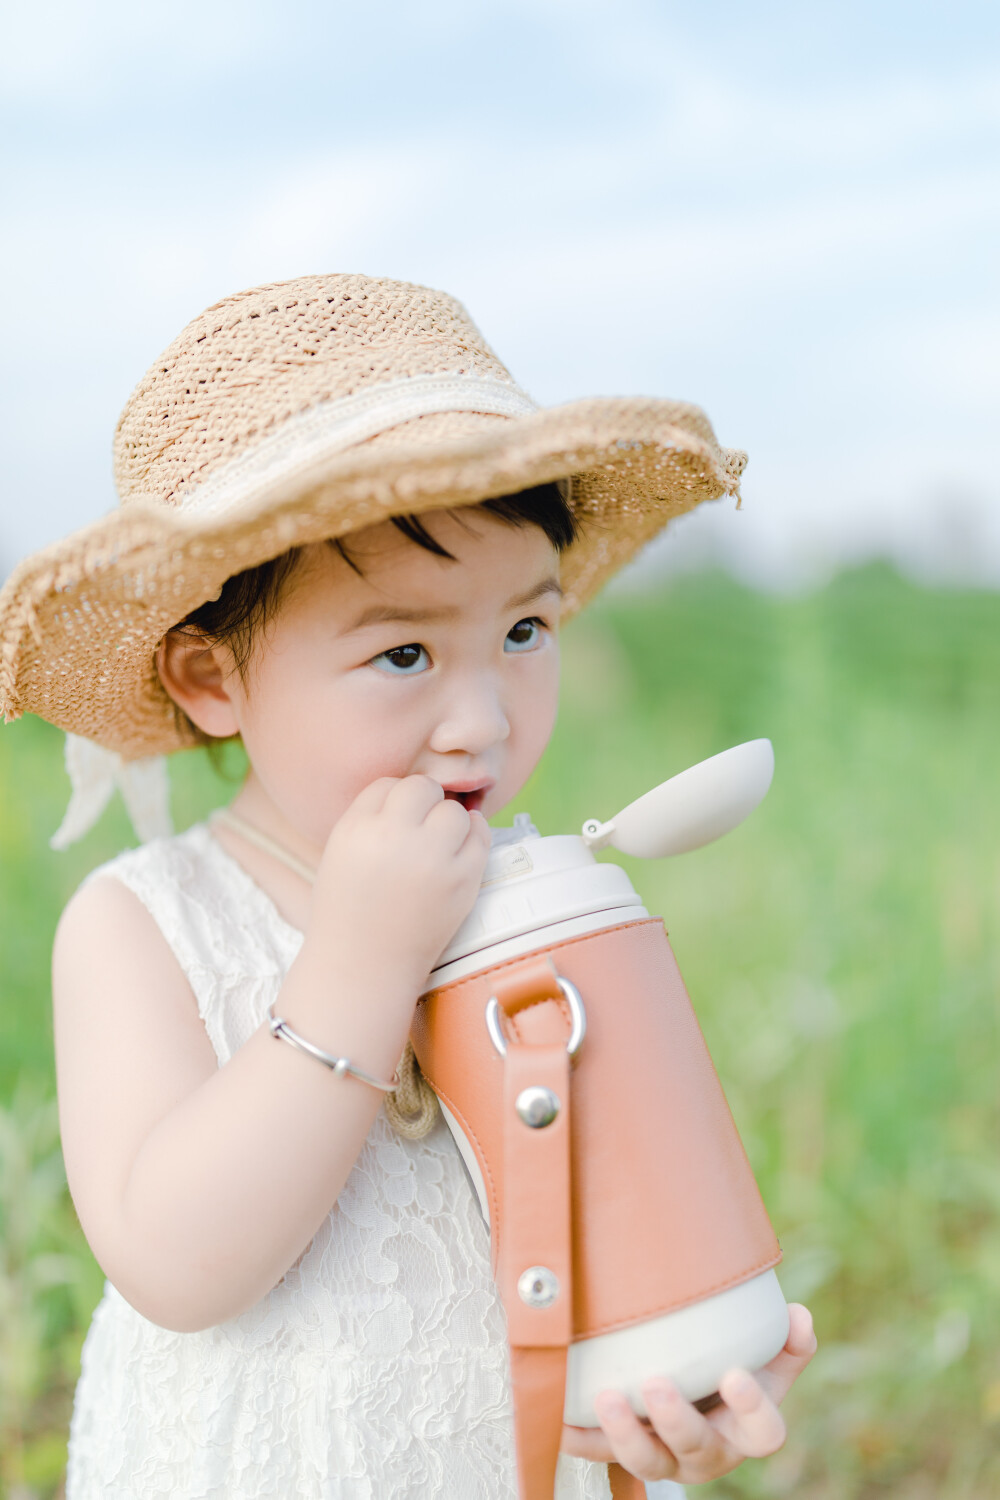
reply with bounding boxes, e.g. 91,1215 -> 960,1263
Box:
443,786 -> 489,813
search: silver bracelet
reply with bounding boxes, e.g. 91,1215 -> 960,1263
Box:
267,1006 -> 400,1093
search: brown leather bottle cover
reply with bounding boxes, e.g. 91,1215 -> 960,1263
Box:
414,921 -> 782,1500
609,1464 -> 646,1498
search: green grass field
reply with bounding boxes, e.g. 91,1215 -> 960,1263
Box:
2,565 -> 999,1497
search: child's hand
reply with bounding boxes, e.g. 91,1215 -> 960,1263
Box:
560,1303 -> 816,1485
308,775 -> 492,987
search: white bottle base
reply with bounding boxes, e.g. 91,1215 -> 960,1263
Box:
562,1268 -> 789,1426
438,1102 -> 789,1426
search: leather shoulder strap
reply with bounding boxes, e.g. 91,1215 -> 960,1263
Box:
609,1463 -> 646,1498
495,962 -> 573,1500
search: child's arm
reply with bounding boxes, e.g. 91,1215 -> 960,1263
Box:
53,775 -> 491,1332
561,1302 -> 817,1483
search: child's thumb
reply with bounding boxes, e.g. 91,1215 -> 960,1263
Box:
469,808 -> 492,845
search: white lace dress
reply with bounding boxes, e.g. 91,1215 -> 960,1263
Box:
66,824 -> 685,1499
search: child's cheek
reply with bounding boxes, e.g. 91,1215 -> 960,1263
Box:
313,705 -> 421,815
497,653 -> 561,808
529,645 -> 561,743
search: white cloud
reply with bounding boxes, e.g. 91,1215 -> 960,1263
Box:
0,1 -> 275,104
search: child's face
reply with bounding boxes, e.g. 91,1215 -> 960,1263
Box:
224,508 -> 562,848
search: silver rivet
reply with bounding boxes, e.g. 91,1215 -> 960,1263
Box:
517,1265 -> 560,1308
515,1086 -> 560,1128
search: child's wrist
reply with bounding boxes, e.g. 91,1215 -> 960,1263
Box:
302,918 -> 435,995
273,970 -> 416,1092
291,931 -> 423,1026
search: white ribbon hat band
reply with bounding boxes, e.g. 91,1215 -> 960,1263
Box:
176,372 -> 540,521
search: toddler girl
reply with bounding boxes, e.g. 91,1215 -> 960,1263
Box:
0,274 -> 815,1498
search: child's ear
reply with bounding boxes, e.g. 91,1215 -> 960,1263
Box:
155,630 -> 241,740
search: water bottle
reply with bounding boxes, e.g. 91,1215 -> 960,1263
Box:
420,740 -> 789,1425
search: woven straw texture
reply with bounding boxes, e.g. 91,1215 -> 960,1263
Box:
0,273 -> 746,759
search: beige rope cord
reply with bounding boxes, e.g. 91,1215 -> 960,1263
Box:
0,272 -> 746,760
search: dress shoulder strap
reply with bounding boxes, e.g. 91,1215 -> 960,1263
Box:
82,824 -> 303,1064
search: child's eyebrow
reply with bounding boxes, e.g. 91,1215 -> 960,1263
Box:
340,576 -> 563,635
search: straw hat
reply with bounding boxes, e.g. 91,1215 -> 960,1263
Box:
0,273 -> 745,763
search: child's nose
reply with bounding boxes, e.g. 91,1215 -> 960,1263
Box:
429,681 -> 511,756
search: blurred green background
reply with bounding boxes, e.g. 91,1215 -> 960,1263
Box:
2,565 -> 999,1499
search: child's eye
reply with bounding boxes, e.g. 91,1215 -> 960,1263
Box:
504,617 -> 545,653
370,643 -> 430,675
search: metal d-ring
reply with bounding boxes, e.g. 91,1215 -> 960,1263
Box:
485,976 -> 587,1061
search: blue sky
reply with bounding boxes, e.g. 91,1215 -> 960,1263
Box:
2,0 -> 998,587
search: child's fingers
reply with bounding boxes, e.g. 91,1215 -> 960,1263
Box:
384,774 -> 446,823
559,1424 -> 615,1462
424,794 -> 477,850
711,1368 -> 787,1459
641,1378 -> 727,1474
465,808 -> 493,851
571,1307 -> 814,1479
590,1391 -> 680,1482
340,775 -> 403,820
753,1304 -> 818,1407
452,812 -> 493,869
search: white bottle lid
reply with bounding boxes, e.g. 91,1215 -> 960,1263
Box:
435,828 -> 643,969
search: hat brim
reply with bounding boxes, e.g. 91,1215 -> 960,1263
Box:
0,394 -> 744,758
